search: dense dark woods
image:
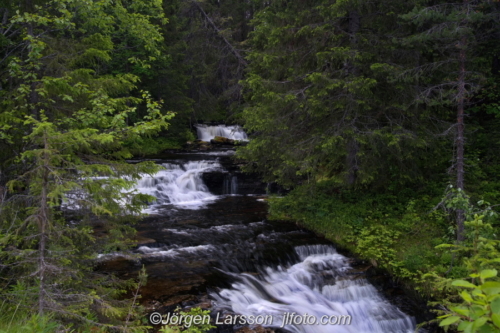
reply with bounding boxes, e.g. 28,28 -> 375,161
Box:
1,0 -> 500,332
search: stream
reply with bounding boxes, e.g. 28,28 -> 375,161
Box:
97,125 -> 427,333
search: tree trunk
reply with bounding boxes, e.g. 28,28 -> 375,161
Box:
26,12 -> 39,119
347,10 -> 360,75
456,35 -> 466,242
345,10 -> 360,185
191,1 -> 248,66
38,131 -> 49,315
346,138 -> 359,185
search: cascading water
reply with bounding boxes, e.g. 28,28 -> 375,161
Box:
135,161 -> 222,211
212,245 -> 416,333
195,124 -> 248,141
97,130 -> 425,332
223,175 -> 238,195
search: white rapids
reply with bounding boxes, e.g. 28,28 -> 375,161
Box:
212,245 -> 416,333
136,244 -> 215,258
195,124 -> 248,141
135,161 -> 222,211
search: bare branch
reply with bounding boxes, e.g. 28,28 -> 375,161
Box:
191,0 -> 248,66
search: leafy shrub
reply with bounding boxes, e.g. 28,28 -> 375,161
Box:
439,269 -> 500,333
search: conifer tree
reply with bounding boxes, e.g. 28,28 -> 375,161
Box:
400,0 -> 495,241
179,0 -> 258,121
238,0 -> 435,189
0,0 -> 173,328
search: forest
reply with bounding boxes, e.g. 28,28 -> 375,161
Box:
0,0 -> 500,332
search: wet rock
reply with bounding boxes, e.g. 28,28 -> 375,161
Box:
139,276 -> 204,305
178,219 -> 201,225
186,140 -> 212,151
211,136 -> 235,145
96,256 -> 137,272
195,301 -> 211,310
202,171 -> 227,195
162,295 -> 196,307
134,235 -> 156,245
143,299 -> 163,312
233,174 -> 266,195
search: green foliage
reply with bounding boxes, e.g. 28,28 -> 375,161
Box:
0,313 -> 60,333
356,225 -> 399,267
471,78 -> 500,118
124,265 -> 149,329
237,4 -> 500,325
438,270 -> 500,333
238,0 -> 449,188
159,307 -> 215,333
125,136 -> 183,156
268,180 -> 449,280
177,0 -> 257,122
123,127 -> 197,157
0,0 -> 173,330
434,215 -> 500,333
268,177 -> 498,298
0,0 -> 499,331
0,104 -> 164,328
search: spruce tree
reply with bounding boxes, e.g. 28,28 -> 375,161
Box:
238,0 -> 436,189
400,0 -> 496,241
0,0 -> 173,328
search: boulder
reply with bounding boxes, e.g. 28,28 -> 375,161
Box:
210,136 -> 235,145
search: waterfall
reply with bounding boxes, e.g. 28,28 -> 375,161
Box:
135,161 -> 222,210
98,150 -> 423,332
212,245 -> 416,333
223,175 -> 238,195
195,124 -> 248,141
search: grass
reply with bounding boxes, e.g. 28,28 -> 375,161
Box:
0,303 -> 60,333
